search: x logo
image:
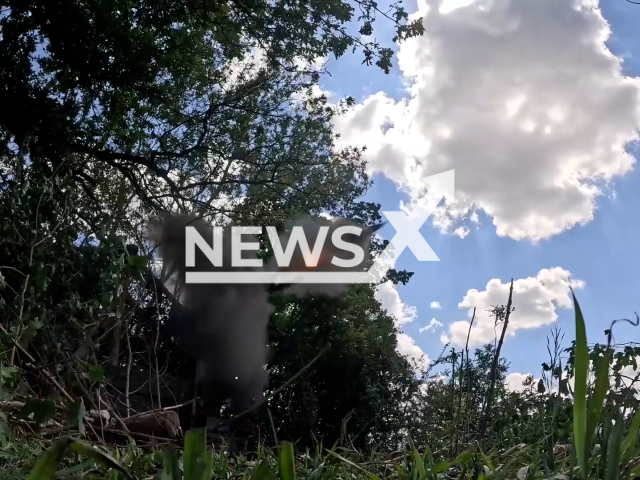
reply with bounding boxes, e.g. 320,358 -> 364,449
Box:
383,211 -> 440,261
376,169 -> 455,265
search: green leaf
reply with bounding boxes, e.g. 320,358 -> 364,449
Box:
27,437 -> 74,480
70,440 -> 132,479
68,399 -> 86,435
0,365 -> 16,380
586,346 -> 611,473
101,291 -> 113,308
327,450 -> 383,480
409,439 -> 427,479
160,446 -> 181,480
54,460 -> 96,478
21,398 -> 57,426
184,428 -> 210,480
422,444 -> 435,471
250,460 -> 276,480
479,448 -> 495,474
21,320 -> 44,344
87,365 -> 105,383
279,441 -> 296,480
572,292 -> 589,479
621,407 -> 640,459
604,415 -> 624,480
202,449 -> 214,480
0,365 -> 17,401
428,450 -> 474,475
0,415 -> 9,446
127,255 -> 148,271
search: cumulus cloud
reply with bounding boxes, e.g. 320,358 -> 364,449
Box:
333,0 -> 640,241
442,267 -> 585,346
397,332 -> 429,366
430,301 -> 442,309
420,318 -> 444,333
376,282 -> 428,366
376,282 -> 418,325
505,372 -> 537,392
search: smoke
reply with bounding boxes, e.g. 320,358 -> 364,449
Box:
148,212 -> 383,416
268,214 -> 384,297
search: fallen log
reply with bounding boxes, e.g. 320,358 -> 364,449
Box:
123,410 -> 181,439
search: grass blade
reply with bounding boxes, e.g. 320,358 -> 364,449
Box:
428,449 -> 474,475
54,459 -> 96,478
412,444 -> 427,480
586,345 -> 611,472
202,449 -> 214,480
327,450 -> 383,480
605,414 -> 624,480
160,446 -> 181,480
479,448 -> 495,474
184,428 -> 207,480
572,292 -> 589,478
251,460 -> 275,480
279,441 -> 296,480
28,437 -> 74,480
70,440 -> 132,479
621,407 -> 640,459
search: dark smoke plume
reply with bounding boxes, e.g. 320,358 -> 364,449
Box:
147,212 -> 383,417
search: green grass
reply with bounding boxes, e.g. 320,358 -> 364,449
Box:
5,296 -> 640,480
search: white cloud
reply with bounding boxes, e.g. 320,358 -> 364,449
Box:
376,282 -> 428,366
430,301 -> 442,309
224,45 -> 269,90
442,267 -> 585,347
333,0 -> 640,242
397,332 -> 429,366
376,281 -> 418,325
318,211 -> 334,220
420,318 -> 444,333
453,226 -> 470,238
505,372 -> 536,393
615,357 -> 640,392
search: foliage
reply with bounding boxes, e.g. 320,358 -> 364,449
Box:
9,298 -> 640,480
0,0 -> 419,455
266,284 -> 420,450
3,2 -> 640,480
0,0 -> 423,227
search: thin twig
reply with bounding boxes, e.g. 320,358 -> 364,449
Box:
479,280 -> 514,439
464,307 -> 476,441
10,272 -> 30,365
217,346 -> 329,428
449,349 -> 456,455
125,319 -> 133,417
125,398 -> 199,420
98,393 -> 131,433
105,428 -> 175,443
151,275 -> 162,409
0,323 -> 74,403
97,387 -> 106,443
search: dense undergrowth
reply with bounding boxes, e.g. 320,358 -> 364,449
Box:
2,297 -> 640,480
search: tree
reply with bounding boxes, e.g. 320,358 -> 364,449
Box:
265,283 -> 421,450
0,0 -> 422,447
0,0 -> 424,227
404,343 -> 511,453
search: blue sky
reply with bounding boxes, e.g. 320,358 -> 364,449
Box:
316,0 -> 640,383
